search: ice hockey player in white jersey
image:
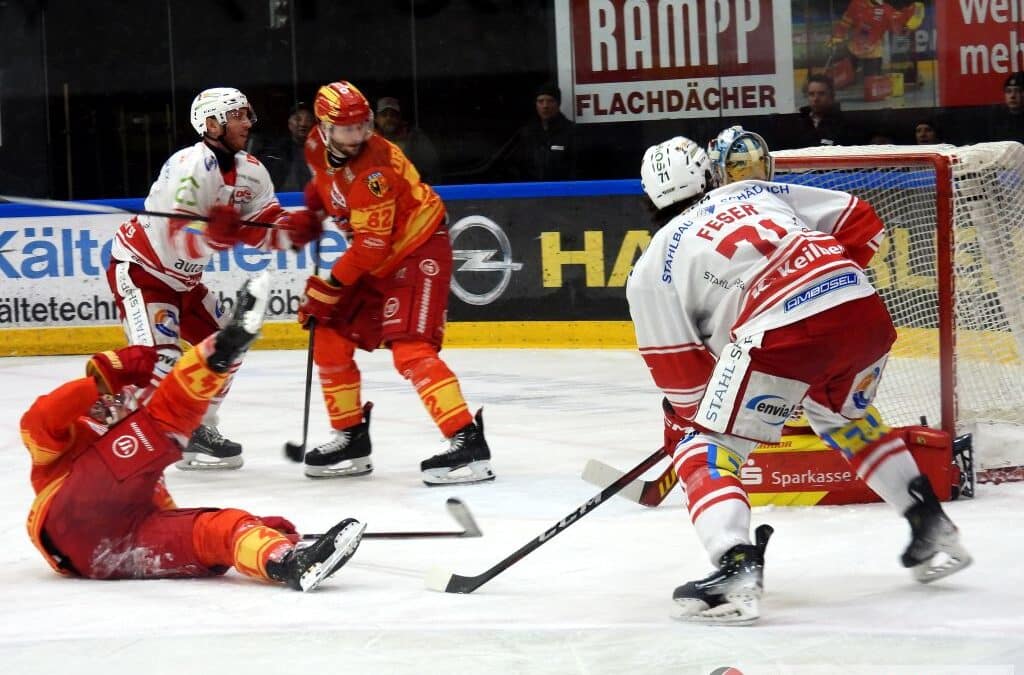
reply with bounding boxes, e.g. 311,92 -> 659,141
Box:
626,127 -> 971,625
107,87 -> 322,470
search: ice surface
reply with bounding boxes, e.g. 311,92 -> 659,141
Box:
1,348 -> 1021,674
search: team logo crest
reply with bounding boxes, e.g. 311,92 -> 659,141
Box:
852,367 -> 881,409
419,259 -> 439,277
366,172 -> 389,198
153,308 -> 179,339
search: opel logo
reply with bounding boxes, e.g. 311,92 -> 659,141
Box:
449,215 -> 523,306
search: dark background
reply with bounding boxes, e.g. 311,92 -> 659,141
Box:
0,0 -> 1004,200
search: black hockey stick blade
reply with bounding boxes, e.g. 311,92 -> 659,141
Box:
284,441 -> 305,463
302,498 -> 481,541
0,194 -> 277,228
581,458 -> 678,507
425,447 -> 666,594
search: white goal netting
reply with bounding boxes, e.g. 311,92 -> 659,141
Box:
773,142 -> 1024,472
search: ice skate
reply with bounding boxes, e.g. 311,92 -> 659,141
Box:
267,518 -> 366,592
901,475 -> 972,583
672,524 -> 773,625
304,403 -> 374,478
176,272 -> 271,471
420,408 -> 495,486
176,425 -> 244,470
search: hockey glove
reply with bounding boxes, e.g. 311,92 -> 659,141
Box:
86,345 -> 158,394
283,209 -> 323,249
298,275 -> 349,328
205,204 -> 243,248
663,397 -> 696,454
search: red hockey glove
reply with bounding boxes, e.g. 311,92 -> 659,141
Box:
283,209 -> 323,249
662,397 -> 695,454
303,181 -> 325,213
297,275 -> 349,328
206,204 -> 243,248
86,345 -> 158,393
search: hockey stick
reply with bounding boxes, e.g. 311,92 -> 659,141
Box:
0,194 -> 277,229
302,497 -> 481,541
581,458 -> 679,508
284,238 -> 321,463
425,447 -> 665,594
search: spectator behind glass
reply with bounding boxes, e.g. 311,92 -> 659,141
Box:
257,103 -> 314,192
506,82 -> 577,181
784,74 -> 858,149
374,96 -> 441,184
914,118 -> 941,144
989,71 -> 1024,143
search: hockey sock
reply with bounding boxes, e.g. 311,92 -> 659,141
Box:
144,344 -> 229,437
194,509 -> 292,581
393,340 -> 471,437
672,436 -> 752,565
823,412 -> 919,513
314,331 -> 364,430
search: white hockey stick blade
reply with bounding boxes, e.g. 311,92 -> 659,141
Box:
445,497 -> 482,537
581,459 -> 645,504
425,566 -> 456,592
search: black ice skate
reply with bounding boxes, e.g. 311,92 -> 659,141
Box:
420,408 -> 495,486
176,425 -> 244,470
176,272 -> 270,471
304,403 -> 374,478
672,524 -> 773,625
901,475 -> 972,583
267,518 -> 366,592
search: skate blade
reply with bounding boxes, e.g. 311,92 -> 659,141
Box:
422,460 -> 495,486
175,452 -> 244,471
912,544 -> 973,583
304,457 -> 373,479
671,589 -> 761,626
299,521 -> 367,592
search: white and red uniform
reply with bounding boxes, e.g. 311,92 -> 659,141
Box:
107,142 -> 293,402
629,180 -> 920,562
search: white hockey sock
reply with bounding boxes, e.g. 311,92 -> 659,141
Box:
858,444 -> 920,513
692,499 -> 752,566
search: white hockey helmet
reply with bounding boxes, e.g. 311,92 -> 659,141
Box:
189,87 -> 257,136
706,125 -> 774,187
640,136 -> 711,210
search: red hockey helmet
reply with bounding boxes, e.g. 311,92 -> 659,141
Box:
314,81 -> 371,126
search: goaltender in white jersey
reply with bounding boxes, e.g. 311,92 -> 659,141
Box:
627,128 -> 970,625
105,87 -> 321,470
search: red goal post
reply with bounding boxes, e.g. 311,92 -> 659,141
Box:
772,142 -> 1024,475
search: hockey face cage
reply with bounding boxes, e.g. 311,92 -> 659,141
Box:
189,87 -> 257,136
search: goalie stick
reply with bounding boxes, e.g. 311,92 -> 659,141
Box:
302,497 -> 481,541
0,194 -> 277,229
581,458 -> 678,508
424,447 -> 665,594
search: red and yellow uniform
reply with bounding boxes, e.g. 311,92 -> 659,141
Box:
303,129 -> 473,436
21,343 -> 292,581
830,0 -> 923,60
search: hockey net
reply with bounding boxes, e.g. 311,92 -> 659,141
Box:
773,142 -> 1024,482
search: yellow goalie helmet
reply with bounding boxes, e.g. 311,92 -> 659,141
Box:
706,126 -> 774,187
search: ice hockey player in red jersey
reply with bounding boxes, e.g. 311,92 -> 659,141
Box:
106,87 -> 322,470
295,80 -> 494,486
21,272 -> 365,591
626,127 -> 971,624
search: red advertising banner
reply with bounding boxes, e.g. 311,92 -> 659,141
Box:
555,0 -> 795,123
936,0 -> 1024,106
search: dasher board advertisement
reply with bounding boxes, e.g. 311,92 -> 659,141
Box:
555,0 -> 796,123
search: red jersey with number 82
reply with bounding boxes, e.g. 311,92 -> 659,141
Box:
304,131 -> 446,285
